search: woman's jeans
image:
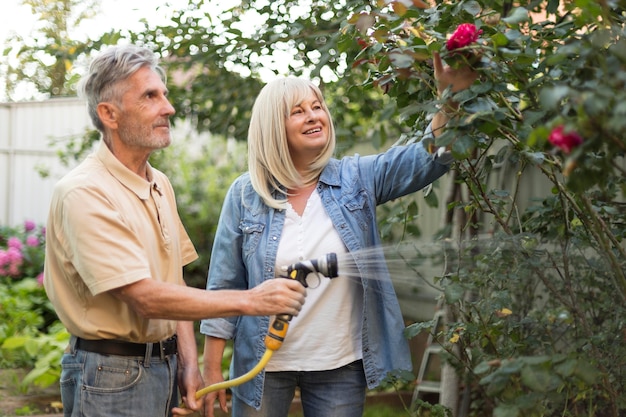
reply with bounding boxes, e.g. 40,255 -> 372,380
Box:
59,344 -> 178,417
232,360 -> 367,417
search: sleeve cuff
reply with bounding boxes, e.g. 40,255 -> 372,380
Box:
423,122 -> 455,165
434,146 -> 455,165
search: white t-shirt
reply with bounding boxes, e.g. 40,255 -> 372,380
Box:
266,189 -> 363,371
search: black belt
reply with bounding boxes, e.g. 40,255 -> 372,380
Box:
75,335 -> 177,357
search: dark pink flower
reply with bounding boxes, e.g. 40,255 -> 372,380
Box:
548,125 -> 583,154
446,23 -> 483,51
24,220 -> 36,232
26,235 -> 39,247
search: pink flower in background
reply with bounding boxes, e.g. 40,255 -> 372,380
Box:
26,235 -> 39,247
7,237 -> 22,250
548,125 -> 583,154
24,220 -> 36,232
446,23 -> 483,51
37,272 -> 44,285
0,247 -> 24,277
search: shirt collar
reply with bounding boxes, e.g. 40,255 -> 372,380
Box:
96,141 -> 153,200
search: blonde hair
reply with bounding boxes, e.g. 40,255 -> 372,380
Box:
248,77 -> 336,209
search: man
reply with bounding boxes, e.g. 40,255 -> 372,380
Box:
43,44 -> 306,417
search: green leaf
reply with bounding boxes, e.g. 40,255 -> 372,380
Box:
424,186 -> 439,208
1,336 -> 28,350
502,7 -> 530,25
451,135 -> 475,158
462,1 -> 481,16
388,49 -> 414,68
573,360 -> 601,385
494,404 -> 521,417
491,32 -> 509,47
444,282 -> 465,304
520,366 -> 562,392
554,358 -> 577,378
539,86 -> 570,110
404,319 -> 436,339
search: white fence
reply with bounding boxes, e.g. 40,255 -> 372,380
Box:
0,98 -> 91,227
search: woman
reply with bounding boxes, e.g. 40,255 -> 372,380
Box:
200,52 -> 477,417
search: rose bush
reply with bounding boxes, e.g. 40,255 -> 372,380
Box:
345,2 -> 625,416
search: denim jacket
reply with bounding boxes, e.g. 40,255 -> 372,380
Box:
200,137 -> 451,409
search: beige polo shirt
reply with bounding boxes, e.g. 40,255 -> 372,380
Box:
44,141 -> 198,342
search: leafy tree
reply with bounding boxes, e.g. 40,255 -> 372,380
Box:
124,0 -> 403,148
1,0 -> 115,100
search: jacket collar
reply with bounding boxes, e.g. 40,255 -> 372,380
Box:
318,159 -> 341,187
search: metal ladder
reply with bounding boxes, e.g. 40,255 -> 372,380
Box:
411,306 -> 446,404
411,301 -> 471,417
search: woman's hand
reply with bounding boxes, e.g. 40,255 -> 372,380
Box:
430,51 -> 479,138
433,50 -> 479,98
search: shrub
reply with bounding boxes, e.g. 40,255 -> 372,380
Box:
0,220 -> 66,389
345,2 -> 626,416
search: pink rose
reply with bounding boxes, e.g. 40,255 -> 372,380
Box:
446,23 -> 483,51
548,125 -> 583,154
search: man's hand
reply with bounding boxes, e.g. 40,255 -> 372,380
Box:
172,364 -> 204,416
247,278 -> 306,316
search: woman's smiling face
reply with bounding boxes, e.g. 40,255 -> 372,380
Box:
285,89 -> 330,165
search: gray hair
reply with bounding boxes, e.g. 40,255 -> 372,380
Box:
78,44 -> 166,132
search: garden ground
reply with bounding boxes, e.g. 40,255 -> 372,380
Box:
0,369 -> 412,417
0,369 -> 62,416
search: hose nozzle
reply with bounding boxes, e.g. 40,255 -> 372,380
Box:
266,253 -> 340,351
284,252 -> 339,287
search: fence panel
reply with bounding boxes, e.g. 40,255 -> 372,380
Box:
0,98 -> 91,227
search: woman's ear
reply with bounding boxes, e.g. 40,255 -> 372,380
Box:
96,102 -> 119,130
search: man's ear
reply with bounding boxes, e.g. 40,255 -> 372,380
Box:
97,102 -> 119,130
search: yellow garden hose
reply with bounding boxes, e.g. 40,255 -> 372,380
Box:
191,348 -> 275,401
180,316 -> 290,408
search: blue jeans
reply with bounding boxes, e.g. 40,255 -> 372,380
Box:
232,360 -> 367,417
59,343 -> 178,417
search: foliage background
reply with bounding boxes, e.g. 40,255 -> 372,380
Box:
1,0 -> 625,416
